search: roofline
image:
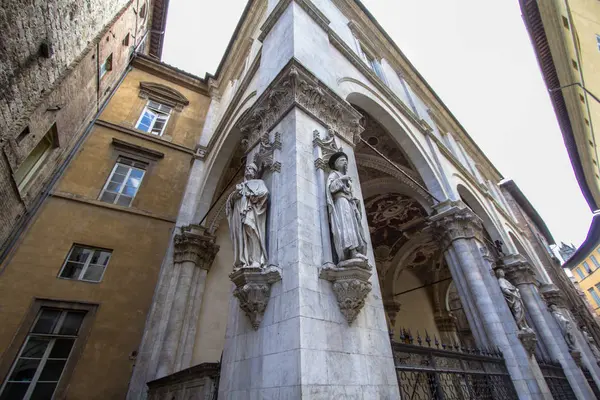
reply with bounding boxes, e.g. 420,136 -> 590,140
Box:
563,214 -> 600,269
519,0 -> 598,212
132,54 -> 209,94
149,0 -> 170,59
499,179 -> 555,245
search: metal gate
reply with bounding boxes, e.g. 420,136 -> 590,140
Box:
392,339 -> 518,400
538,361 -> 576,399
581,366 -> 600,399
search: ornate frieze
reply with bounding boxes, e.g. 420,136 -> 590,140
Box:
238,60 -> 363,152
320,266 -> 372,324
230,266 -> 282,330
173,225 -> 220,270
429,201 -> 485,249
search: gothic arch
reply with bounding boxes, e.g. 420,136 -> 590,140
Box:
339,89 -> 446,202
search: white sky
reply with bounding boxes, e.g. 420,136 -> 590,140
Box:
162,0 -> 593,247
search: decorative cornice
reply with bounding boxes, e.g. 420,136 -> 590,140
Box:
259,0 -> 330,42
503,254 -> 537,286
173,225 -> 220,270
111,138 -> 165,160
139,82 -> 190,111
238,59 -> 364,151
429,201 -> 485,250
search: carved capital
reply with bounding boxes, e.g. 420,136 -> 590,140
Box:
434,312 -> 458,333
173,225 -> 220,270
429,201 -> 484,249
518,329 -> 537,357
229,266 -> 282,330
383,300 -> 401,329
238,60 -> 364,153
503,254 -> 537,286
320,266 -> 372,324
540,284 -> 566,308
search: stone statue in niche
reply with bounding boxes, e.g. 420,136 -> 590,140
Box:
496,269 -> 533,333
225,162 -> 269,270
582,328 -> 600,364
550,305 -> 576,350
326,151 -> 369,268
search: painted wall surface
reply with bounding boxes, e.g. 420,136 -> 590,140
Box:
570,242 -> 600,316
0,61 -> 209,399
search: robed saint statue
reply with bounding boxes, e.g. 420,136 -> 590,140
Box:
326,151 -> 368,265
225,162 -> 269,270
496,269 -> 532,332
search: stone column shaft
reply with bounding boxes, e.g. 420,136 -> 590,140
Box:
504,257 -> 594,399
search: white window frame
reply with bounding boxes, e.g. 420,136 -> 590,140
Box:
0,309 -> 85,400
100,54 -> 112,79
135,100 -> 172,136
98,158 -> 146,207
58,245 -> 112,283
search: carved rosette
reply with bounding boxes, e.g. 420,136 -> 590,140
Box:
229,266 -> 282,330
173,225 -> 220,270
320,266 -> 372,324
503,255 -> 537,286
429,202 -> 485,250
238,60 -> 364,152
518,330 -> 537,357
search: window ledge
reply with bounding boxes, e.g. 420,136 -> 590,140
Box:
112,138 -> 165,160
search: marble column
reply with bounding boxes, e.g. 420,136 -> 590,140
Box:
217,61 -> 400,399
430,201 -> 552,399
127,225 -> 219,400
541,284 -> 600,394
504,255 -> 595,399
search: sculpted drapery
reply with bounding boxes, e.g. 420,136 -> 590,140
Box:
225,163 -> 269,270
326,151 -> 368,264
550,305 -> 576,350
496,269 -> 532,332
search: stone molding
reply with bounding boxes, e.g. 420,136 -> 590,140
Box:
230,266 -> 282,330
139,81 -> 190,111
383,299 -> 401,329
429,201 -> 485,250
238,59 -> 364,152
503,254 -> 537,286
540,284 -> 567,308
173,225 -> 220,270
147,362 -> 220,400
313,128 -> 344,171
258,0 -> 330,42
253,131 -> 282,173
320,265 -> 372,324
434,312 -> 458,333
111,138 -> 165,160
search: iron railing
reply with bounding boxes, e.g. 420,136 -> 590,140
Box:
581,366 -> 600,399
537,360 -> 576,399
392,330 -> 518,400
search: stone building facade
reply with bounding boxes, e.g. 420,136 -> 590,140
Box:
2,0 -> 600,399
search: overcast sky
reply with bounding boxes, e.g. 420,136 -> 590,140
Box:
161,0 -> 592,248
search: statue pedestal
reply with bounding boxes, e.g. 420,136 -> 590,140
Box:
319,265 -> 372,324
517,329 -> 537,356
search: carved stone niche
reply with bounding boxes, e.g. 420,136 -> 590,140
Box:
320,266 -> 372,324
173,225 -> 220,270
230,266 -> 282,330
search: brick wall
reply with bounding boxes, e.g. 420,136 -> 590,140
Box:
0,0 -> 150,258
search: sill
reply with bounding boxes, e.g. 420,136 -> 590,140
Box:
51,191 -> 176,223
57,276 -> 102,285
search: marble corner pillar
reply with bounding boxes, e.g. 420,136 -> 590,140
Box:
430,201 -> 552,399
218,61 -> 400,399
541,284 -> 600,394
127,226 -> 219,400
504,255 -> 595,399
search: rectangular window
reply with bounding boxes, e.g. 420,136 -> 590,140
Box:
58,245 -> 112,283
14,124 -> 57,191
0,308 -> 86,399
135,100 -> 172,136
99,157 -> 146,207
576,268 -> 586,280
592,255 -> 600,269
589,288 -> 600,307
100,54 -> 113,79
584,261 -> 593,273
362,49 -> 386,82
